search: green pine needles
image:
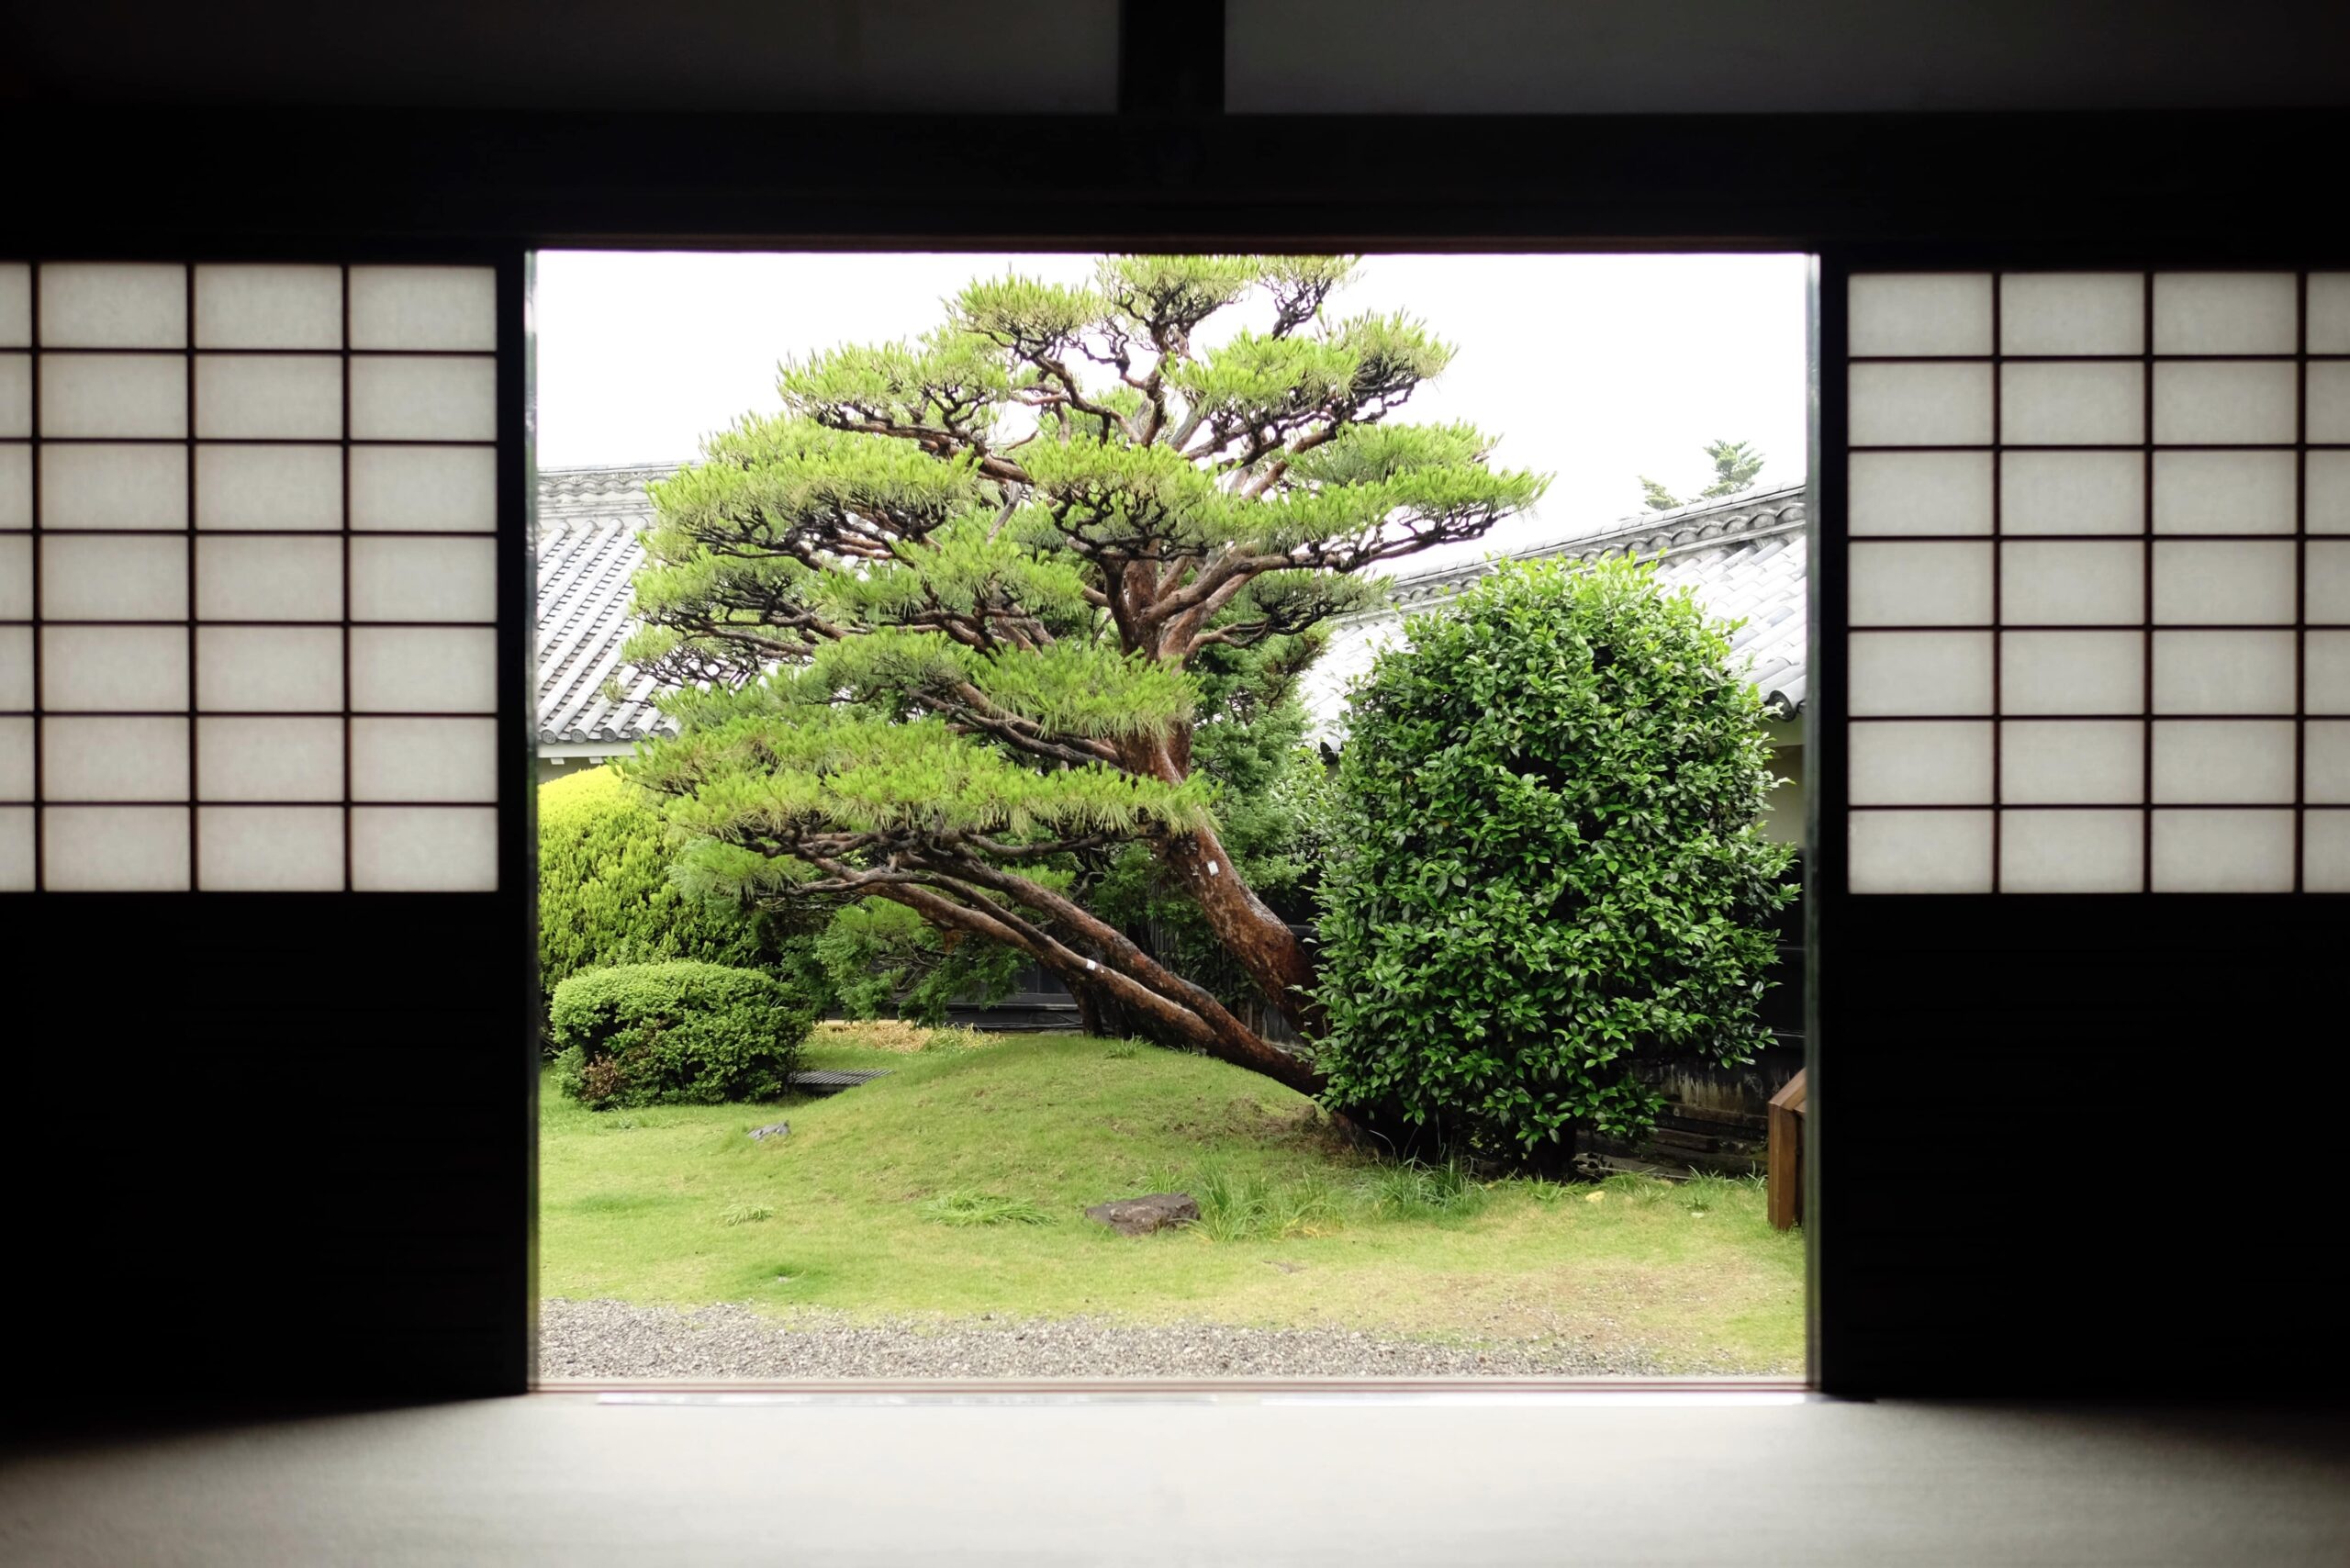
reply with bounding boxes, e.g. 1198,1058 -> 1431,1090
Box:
1314,557 -> 1797,1159
1639,438 -> 1767,512
623,256 -> 1544,1092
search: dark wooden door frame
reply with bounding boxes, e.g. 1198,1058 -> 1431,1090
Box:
9,106 -> 2344,252
7,102 -> 2348,1408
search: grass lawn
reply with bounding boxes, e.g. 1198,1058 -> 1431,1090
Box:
539,1028 -> 1805,1374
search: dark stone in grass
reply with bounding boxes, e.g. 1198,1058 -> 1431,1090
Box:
1084,1193 -> 1199,1236
749,1121 -> 790,1141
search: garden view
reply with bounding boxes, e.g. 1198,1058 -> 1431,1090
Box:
534,253 -> 1807,1378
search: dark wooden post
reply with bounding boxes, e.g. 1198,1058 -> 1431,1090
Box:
1767,1068 -> 1807,1231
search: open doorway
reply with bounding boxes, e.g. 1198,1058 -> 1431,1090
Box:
527,250 -> 1810,1380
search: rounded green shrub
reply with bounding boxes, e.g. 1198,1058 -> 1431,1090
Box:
1314,556 -> 1796,1160
548,961 -> 813,1110
538,767 -> 800,1013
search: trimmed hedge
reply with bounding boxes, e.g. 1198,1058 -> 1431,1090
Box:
1315,556 -> 1797,1160
549,961 -> 813,1109
537,767 -> 793,1014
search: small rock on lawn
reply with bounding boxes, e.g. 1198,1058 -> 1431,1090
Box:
1083,1193 -> 1199,1236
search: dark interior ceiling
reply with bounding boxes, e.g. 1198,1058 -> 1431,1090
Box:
1228,0 -> 2350,113
5,0 -> 2346,114
0,0 -> 1120,111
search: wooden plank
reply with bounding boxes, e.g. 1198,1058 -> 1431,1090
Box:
1769,1070 -> 1807,1115
786,1070 -> 894,1096
1767,1068 -> 1807,1232
1661,1103 -> 1771,1134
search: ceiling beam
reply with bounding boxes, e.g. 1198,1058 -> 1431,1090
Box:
1120,0 -> 1224,116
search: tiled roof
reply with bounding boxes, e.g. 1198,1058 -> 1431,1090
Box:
1298,484 -> 1810,737
537,461 -> 682,524
534,466 -> 1809,748
535,464 -> 677,747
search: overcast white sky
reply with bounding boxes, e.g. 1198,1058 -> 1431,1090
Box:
535,251 -> 1809,563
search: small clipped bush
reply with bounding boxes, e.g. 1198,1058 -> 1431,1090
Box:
549,961 -> 813,1110
1315,556 -> 1797,1160
538,768 -> 813,1015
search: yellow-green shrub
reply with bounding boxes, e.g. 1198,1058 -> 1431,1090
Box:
538,767 -> 794,1014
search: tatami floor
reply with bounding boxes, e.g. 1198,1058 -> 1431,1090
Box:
6,1392 -> 2345,1566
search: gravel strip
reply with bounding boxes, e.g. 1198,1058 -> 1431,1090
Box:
539,1298 -> 1673,1379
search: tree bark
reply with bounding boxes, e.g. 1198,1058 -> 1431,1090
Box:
834,865 -> 1326,1097
1158,823 -> 1324,1038
1024,923 -> 1324,1096
1069,978 -> 1123,1041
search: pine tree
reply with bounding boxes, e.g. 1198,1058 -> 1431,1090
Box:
1639,438 -> 1765,510
624,256 -> 1544,1091
1696,438 -> 1766,498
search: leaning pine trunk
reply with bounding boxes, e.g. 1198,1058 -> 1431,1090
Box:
1158,824 -> 1324,1039
874,874 -> 1325,1098
1033,935 -> 1323,1095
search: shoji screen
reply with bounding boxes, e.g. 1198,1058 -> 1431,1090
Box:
0,262 -> 501,892
0,252 -> 530,1406
1842,270 -> 2350,894
1818,258 -> 2350,1400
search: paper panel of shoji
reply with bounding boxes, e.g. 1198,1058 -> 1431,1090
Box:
0,261 -> 500,891
1846,268 -> 2348,893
